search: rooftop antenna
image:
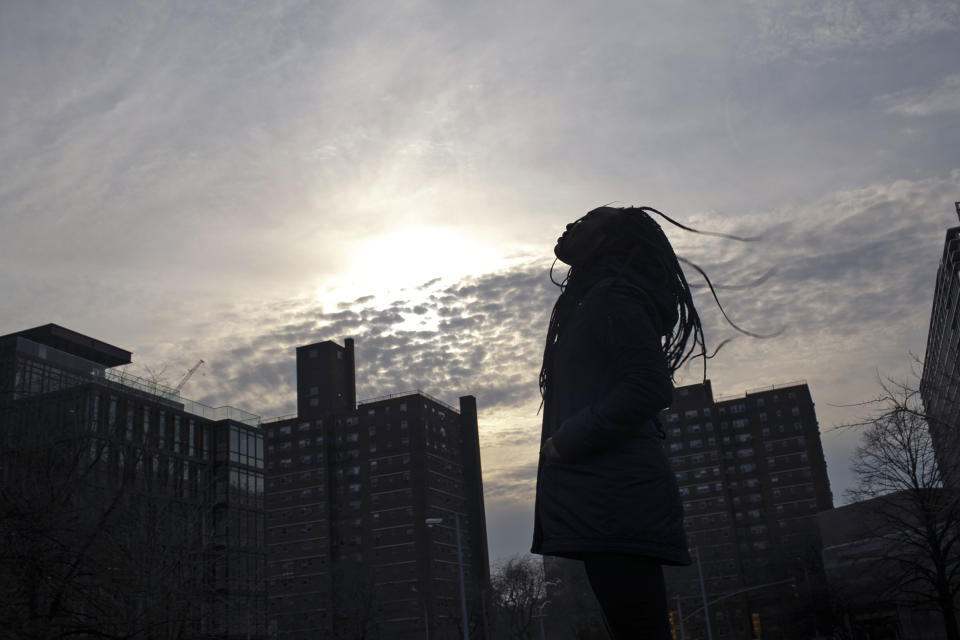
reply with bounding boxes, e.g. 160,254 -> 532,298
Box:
174,359 -> 205,393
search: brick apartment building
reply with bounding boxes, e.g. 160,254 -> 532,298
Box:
663,380 -> 833,640
264,338 -> 490,639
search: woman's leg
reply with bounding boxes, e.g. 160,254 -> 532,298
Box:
582,553 -> 671,640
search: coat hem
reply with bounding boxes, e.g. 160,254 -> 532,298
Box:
532,538 -> 691,566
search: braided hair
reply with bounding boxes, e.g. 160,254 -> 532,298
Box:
539,206 -> 761,402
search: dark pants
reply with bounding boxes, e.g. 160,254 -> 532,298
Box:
583,553 -> 670,640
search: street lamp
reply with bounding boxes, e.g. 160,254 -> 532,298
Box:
425,514 -> 469,640
536,600 -> 551,640
692,546 -> 714,640
533,579 -> 561,640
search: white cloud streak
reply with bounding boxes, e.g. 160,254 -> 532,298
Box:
877,73 -> 960,117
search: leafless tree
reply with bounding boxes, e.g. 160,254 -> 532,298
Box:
330,559 -> 379,640
490,555 -> 546,640
0,389 -> 219,639
844,373 -> 960,640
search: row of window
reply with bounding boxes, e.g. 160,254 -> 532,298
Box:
229,425 -> 264,468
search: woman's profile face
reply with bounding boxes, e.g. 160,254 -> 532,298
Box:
554,207 -> 620,265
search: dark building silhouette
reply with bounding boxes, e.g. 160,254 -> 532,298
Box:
661,380 -> 832,640
819,494 -> 949,639
541,379 -> 832,640
921,202 -> 960,489
264,338 -> 490,639
0,324 -> 266,638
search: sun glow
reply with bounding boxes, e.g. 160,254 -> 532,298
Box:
314,226 -> 505,313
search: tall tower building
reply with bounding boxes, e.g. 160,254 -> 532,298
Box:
663,380 -> 832,640
265,339 -> 490,640
921,202 -> 960,488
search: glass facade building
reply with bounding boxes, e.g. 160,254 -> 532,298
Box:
0,324 -> 266,639
921,205 -> 960,489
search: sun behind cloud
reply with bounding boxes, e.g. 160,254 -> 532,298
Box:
315,226 -> 507,309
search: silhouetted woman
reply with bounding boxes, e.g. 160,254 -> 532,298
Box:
532,206 -> 709,639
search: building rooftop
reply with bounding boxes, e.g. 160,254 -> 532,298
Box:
0,323 -> 131,368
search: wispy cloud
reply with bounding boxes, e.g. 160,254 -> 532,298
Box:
877,73 -> 960,117
113,172 -> 959,561
738,0 -> 960,59
1,0 -> 958,563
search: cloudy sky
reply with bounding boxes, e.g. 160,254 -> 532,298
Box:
2,0 -> 959,563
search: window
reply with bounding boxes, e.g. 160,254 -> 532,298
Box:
298,422 -> 311,432
279,425 -> 292,435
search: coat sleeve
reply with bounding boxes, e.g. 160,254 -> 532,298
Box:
549,289 -> 673,462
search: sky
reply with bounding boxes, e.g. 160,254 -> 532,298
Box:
1,0 -> 959,565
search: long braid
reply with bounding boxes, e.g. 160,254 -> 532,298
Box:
540,206 -> 760,402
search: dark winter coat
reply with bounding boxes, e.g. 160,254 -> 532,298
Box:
531,273 -> 690,566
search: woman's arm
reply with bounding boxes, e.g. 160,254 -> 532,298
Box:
549,290 -> 673,462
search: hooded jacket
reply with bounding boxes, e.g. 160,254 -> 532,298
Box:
531,262 -> 690,565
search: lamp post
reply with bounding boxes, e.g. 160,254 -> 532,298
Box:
536,601 -> 551,640
692,546 -> 714,640
425,515 -> 469,640
532,579 -> 561,639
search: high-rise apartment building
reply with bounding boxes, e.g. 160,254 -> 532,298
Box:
264,338 -> 490,639
921,202 -> 960,488
0,324 -> 266,639
663,380 -> 832,640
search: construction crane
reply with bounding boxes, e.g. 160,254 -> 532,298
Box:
174,359 -> 205,393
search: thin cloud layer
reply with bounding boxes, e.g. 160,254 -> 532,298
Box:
877,73 -> 960,117
111,173 -> 958,561
1,1 -> 958,562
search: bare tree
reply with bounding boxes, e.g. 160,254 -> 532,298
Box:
330,559 -> 379,640
0,389 -> 219,639
845,374 -> 960,640
490,556 -> 546,640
